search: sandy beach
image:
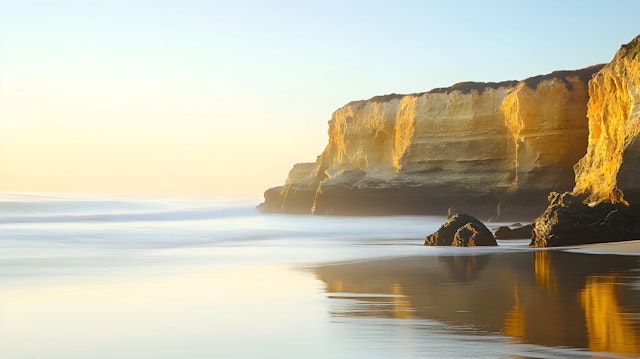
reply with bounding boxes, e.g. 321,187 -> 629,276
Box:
0,195 -> 638,358
563,239 -> 640,255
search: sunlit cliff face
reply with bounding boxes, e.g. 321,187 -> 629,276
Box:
573,36 -> 640,203
322,96 -> 415,173
501,75 -> 592,193
318,68 -> 600,193
262,67 -> 602,216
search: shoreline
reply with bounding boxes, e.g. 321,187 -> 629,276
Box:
562,239 -> 640,255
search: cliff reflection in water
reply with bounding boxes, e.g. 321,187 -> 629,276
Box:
315,251 -> 640,355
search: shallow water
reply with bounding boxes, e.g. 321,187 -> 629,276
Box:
0,194 -> 638,358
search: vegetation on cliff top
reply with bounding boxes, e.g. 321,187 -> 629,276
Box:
350,65 -> 605,108
625,35 -> 640,59
522,65 -> 605,91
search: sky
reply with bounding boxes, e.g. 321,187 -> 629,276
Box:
1,0 -> 639,196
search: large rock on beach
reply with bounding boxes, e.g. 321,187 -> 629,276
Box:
425,214 -> 497,247
530,192 -> 640,247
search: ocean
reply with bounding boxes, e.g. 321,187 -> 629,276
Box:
0,193 -> 639,358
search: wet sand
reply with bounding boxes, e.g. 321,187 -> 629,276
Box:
565,239 -> 640,255
314,244 -> 640,357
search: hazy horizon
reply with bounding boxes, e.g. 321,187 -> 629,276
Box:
2,0 -> 640,196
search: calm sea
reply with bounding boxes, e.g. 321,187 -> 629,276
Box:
0,193 -> 638,358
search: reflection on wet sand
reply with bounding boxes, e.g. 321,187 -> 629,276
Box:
315,251 -> 640,356
580,274 -> 640,354
503,280 -> 525,339
534,250 -> 557,293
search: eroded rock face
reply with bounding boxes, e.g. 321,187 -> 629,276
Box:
425,213 -> 496,246
259,66 -> 602,218
573,35 -> 640,204
531,35 -> 640,247
501,67 -> 600,194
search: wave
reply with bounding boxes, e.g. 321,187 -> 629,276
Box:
0,193 -> 259,224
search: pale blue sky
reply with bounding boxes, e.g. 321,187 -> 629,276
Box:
1,0 -> 638,194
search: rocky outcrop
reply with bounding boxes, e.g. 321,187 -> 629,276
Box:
530,192 -> 640,247
531,35 -> 640,247
425,213 -> 496,246
260,66 -> 602,219
573,35 -> 640,204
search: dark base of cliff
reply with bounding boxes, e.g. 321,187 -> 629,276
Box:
448,193 -> 549,222
259,185 -> 551,220
530,192 -> 640,247
312,185 -> 463,215
494,223 -> 534,239
257,186 -> 316,214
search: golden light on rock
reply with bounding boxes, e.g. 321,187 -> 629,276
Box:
393,96 -> 417,171
501,74 -> 592,194
573,36 -> 640,203
261,66 -> 601,215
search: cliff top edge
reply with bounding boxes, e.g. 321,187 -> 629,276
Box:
347,64 -> 606,108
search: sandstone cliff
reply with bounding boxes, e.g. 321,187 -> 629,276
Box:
573,35 -> 640,204
531,35 -> 640,247
260,66 -> 603,218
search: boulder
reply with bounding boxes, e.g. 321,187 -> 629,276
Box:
425,213 -> 497,246
452,222 -> 498,247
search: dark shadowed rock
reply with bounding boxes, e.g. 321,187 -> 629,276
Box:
494,223 -> 534,239
448,193 -> 550,222
425,213 -> 497,246
452,222 -> 498,247
448,195 -> 499,221
494,194 -> 550,222
530,192 -> 640,247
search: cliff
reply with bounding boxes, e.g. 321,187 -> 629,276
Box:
260,66 -> 603,219
531,34 -> 640,247
573,35 -> 640,204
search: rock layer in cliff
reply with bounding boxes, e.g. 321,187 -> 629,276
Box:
573,35 -> 640,204
260,64 -> 603,219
